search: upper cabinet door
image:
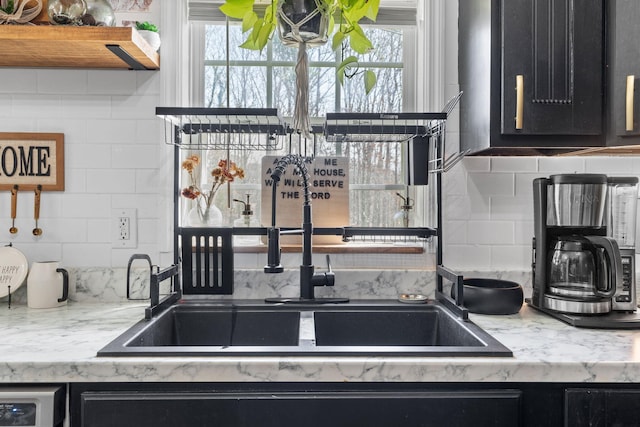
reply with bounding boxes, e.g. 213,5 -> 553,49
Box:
501,0 -> 603,135
607,0 -> 640,142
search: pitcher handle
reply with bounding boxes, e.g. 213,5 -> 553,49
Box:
57,268 -> 69,303
585,236 -> 621,298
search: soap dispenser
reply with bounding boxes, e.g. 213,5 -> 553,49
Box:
233,194 -> 260,245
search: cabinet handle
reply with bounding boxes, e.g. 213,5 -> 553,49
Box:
626,75 -> 635,132
515,75 -> 524,130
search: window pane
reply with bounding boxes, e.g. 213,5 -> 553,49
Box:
341,67 -> 403,112
205,25 -> 266,62
198,23 -> 412,232
205,66 -> 268,108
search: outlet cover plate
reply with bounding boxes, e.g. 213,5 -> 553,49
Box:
112,208 -> 137,249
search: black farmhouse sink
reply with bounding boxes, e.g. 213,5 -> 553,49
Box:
98,300 -> 512,357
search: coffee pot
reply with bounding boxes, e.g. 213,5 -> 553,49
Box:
532,174 -> 624,316
545,235 -> 620,314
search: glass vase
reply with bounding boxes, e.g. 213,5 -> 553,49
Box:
83,0 -> 115,26
187,204 -> 223,227
48,0 -> 87,25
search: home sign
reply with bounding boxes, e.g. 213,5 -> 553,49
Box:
0,132 -> 64,191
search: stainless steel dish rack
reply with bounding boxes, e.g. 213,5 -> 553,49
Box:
155,93 -> 470,319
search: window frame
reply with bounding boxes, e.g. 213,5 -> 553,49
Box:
181,1 -> 441,257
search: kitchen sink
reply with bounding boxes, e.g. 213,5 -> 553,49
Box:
97,300 -> 512,357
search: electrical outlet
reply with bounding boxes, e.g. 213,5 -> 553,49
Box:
112,208 -> 137,249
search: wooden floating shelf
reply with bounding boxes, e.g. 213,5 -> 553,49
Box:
0,26 -> 159,70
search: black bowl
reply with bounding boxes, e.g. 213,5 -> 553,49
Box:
450,278 -> 524,315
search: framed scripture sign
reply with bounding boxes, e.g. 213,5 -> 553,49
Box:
261,156 -> 349,245
0,132 -> 64,191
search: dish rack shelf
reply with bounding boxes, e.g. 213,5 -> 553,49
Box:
160,94 -> 469,319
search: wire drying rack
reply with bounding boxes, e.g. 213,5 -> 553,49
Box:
157,107 -> 288,151
156,92 -> 464,161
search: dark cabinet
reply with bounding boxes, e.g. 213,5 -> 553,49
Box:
459,0 -> 605,154
606,0 -> 640,144
77,389 -> 522,427
566,388 -> 640,426
501,0 -> 603,136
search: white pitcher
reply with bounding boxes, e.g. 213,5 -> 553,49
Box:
27,261 -> 69,309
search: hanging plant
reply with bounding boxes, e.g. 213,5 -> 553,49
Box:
220,0 -> 380,95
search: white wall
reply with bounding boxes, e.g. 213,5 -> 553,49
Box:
0,2 -> 169,269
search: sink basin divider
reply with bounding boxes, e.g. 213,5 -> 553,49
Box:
298,311 -> 316,348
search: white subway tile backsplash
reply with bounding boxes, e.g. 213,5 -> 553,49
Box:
12,95 -> 62,118
67,144 -> 111,169
112,194 -> 162,219
490,245 -> 531,270
514,173 -> 547,197
0,70 -> 38,94
63,243 -> 112,267
134,169 -> 163,193
137,218 -> 158,244
462,157 -> 490,172
537,157 -> 585,173
37,70 -> 88,94
20,242 -> 63,264
61,95 -> 112,119
467,172 -> 514,196
86,169 -> 136,193
514,220 -> 535,245
88,70 -> 137,94
112,144 -> 158,169
136,71 -> 161,96
442,166 -> 467,195
87,218 -> 111,242
585,156 -> 636,174
467,220 -> 514,244
444,244 -> 491,270
443,220 -> 467,244
85,119 -> 137,144
111,94 -> 161,119
63,169 -> 87,193
135,119 -> 164,143
45,218 -> 89,243
37,118 -> 87,141
490,196 -> 533,220
491,157 -> 537,172
61,194 -> 111,218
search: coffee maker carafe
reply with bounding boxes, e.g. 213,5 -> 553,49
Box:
532,174 -> 623,315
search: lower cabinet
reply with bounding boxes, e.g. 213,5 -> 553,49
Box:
566,388 -> 640,427
74,388 -> 520,427
68,382 -> 640,427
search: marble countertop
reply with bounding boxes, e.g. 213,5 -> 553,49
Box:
3,299 -> 640,384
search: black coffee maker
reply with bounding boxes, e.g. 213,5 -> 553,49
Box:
532,174 -> 624,318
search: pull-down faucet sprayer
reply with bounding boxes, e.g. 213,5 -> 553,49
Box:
264,154 -> 348,304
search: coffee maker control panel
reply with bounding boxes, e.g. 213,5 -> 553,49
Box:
613,249 -> 636,312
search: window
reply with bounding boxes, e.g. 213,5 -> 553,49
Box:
185,2 -> 425,244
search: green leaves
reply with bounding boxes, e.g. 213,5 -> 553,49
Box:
0,0 -> 14,14
219,0 -> 255,19
221,0 -> 276,51
364,69 -> 376,95
219,0 -> 381,94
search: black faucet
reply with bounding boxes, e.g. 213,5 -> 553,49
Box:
264,154 -> 348,304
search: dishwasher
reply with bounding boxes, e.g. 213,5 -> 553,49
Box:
0,385 -> 65,427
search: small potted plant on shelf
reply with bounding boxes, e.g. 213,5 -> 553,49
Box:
135,20 -> 161,52
220,0 -> 380,137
